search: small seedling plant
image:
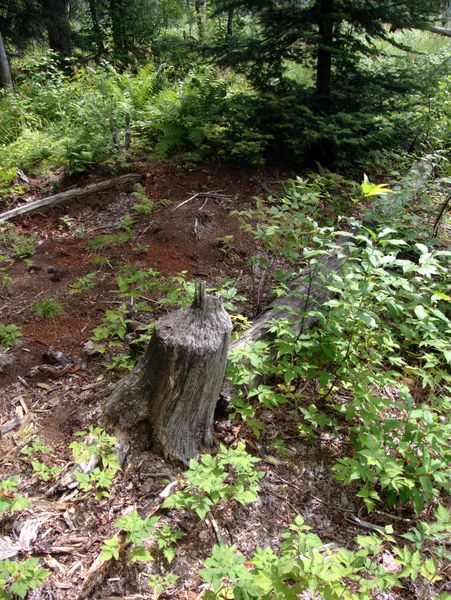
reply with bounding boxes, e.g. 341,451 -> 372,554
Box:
0,477 -> 29,515
69,272 -> 96,294
31,297 -> 64,320
0,324 -> 22,348
101,510 -> 184,565
20,436 -> 62,482
0,558 -> 50,599
69,427 -> 120,498
163,443 -> 264,520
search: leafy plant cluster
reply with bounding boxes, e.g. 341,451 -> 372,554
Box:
163,443 -> 264,520
227,177 -> 451,516
20,436 -> 62,482
99,444 -> 263,597
200,510 -> 450,599
0,323 -> 22,348
92,440 -> 449,599
69,427 -> 121,498
1,31 -> 449,183
0,477 -> 50,599
89,266 -> 247,371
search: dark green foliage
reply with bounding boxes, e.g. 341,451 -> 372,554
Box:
212,0 -> 443,93
208,0 -> 447,165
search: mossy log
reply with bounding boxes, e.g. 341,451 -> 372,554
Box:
104,283 -> 232,464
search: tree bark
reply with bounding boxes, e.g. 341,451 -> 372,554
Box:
195,0 -> 204,41
427,24 -> 451,37
0,31 -> 13,90
88,0 -> 105,56
104,283 -> 232,464
109,0 -> 127,61
316,0 -> 334,103
40,0 -> 72,56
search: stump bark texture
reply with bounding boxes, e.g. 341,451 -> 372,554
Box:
104,285 -> 232,464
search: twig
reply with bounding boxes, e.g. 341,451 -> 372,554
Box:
139,295 -> 158,304
373,509 -> 415,523
206,514 -> 223,544
269,472 -> 355,513
173,190 -> 233,211
346,514 -> 395,535
432,193 -> 451,238
173,192 -> 201,210
267,489 -> 302,516
16,289 -> 45,315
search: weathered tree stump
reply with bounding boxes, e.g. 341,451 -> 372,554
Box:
104,282 -> 232,464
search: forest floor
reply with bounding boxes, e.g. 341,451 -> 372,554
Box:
0,161 -> 429,599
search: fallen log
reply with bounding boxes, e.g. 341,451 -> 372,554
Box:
0,173 -> 142,222
229,153 -> 438,354
427,25 -> 451,38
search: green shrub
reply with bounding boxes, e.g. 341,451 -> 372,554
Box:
227,178 -> 451,514
163,443 -> 263,520
0,558 -> 50,599
200,511 -> 450,599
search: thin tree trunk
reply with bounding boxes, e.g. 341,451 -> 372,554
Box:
88,0 -> 105,56
316,0 -> 334,103
109,0 -> 127,61
195,0 -> 204,41
0,32 -> 13,90
227,8 -> 234,38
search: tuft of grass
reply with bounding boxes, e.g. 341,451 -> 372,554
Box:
87,230 -> 132,252
31,298 -> 64,320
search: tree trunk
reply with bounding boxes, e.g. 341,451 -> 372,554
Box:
104,283 -> 232,464
227,8 -> 234,38
195,0 -> 204,41
40,0 -> 72,56
0,173 -> 142,222
316,0 -> 334,103
88,0 -> 105,56
0,31 -> 13,90
109,0 -> 127,62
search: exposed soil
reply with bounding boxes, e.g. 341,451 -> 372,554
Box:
0,161 -> 418,599
1,160 -> 283,390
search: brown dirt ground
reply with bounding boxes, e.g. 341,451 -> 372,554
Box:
0,161 -> 419,600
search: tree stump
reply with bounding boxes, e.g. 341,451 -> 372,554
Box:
104,283 -> 232,464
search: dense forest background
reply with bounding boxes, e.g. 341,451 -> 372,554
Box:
0,2 -> 450,600
1,0 -> 450,178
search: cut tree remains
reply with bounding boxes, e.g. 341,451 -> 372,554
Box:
104,282 -> 232,464
105,155 -> 437,462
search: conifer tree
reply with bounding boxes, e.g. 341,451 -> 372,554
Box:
212,0 -> 444,105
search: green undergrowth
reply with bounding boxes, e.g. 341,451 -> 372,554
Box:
227,172 -> 450,516
0,35 -> 449,189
